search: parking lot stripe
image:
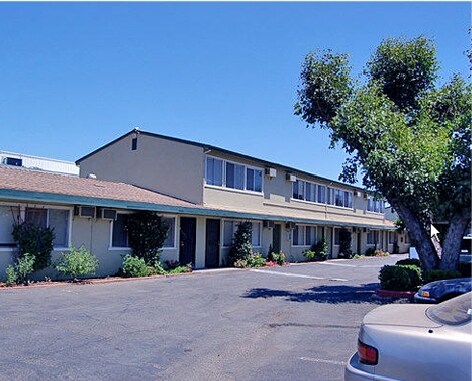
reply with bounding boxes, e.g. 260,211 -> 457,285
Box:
299,357 -> 347,366
251,269 -> 326,280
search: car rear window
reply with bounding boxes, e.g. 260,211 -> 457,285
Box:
426,293 -> 472,325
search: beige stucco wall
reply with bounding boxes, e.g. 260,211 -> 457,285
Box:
79,133 -> 205,204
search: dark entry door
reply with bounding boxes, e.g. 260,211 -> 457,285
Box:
273,224 -> 281,253
205,219 -> 220,268
180,217 -> 196,266
357,232 -> 362,255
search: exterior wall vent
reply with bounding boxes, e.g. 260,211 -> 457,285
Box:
265,167 -> 277,178
286,173 -> 296,182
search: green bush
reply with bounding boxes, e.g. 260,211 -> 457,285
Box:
269,251 -> 286,266
245,254 -> 266,268
54,246 -> 99,280
12,222 -> 55,271
338,229 -> 352,258
396,258 -> 422,267
233,259 -> 248,268
423,269 -> 462,283
126,211 -> 170,264
5,265 -> 17,285
5,253 -> 35,285
305,239 -> 328,261
375,249 -> 390,257
229,222 -> 253,265
167,264 -> 192,274
365,247 -> 376,256
122,255 -> 153,278
379,264 -> 422,291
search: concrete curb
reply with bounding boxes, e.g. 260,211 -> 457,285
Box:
376,289 -> 415,299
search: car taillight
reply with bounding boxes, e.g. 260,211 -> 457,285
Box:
358,339 -> 378,365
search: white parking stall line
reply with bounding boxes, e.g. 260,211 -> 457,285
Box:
251,269 -> 350,282
317,262 -> 356,267
299,357 -> 347,366
251,269 -> 326,280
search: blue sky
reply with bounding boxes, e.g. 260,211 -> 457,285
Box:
0,2 -> 469,183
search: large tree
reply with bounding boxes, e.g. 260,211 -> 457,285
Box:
295,36 -> 471,271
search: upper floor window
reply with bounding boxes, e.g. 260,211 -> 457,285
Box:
205,156 -> 263,193
305,182 -> 316,202
367,197 -> 385,213
293,181 -> 353,210
206,157 -> 223,186
317,185 -> 326,204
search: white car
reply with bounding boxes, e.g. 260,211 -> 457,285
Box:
345,293 -> 472,381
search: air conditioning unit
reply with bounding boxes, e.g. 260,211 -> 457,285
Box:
286,173 -> 296,182
265,167 -> 277,178
99,208 -> 117,220
74,206 -> 96,218
285,222 -> 296,230
3,157 -> 22,167
263,220 -> 275,229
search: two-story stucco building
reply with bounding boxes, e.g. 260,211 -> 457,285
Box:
0,129 -> 409,279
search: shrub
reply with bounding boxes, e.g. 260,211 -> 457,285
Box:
375,249 -> 390,257
379,264 -> 422,291
396,258 -> 422,267
164,260 -> 181,270
245,254 -> 266,268
269,251 -> 286,266
305,239 -> 328,261
365,247 -> 376,256
423,269 -> 462,283
338,229 -> 352,258
233,259 -> 248,268
54,246 -> 99,280
122,255 -> 153,278
5,253 -> 35,285
229,222 -> 253,265
167,264 -> 193,274
5,265 -> 17,285
12,222 -> 55,271
126,211 -> 170,264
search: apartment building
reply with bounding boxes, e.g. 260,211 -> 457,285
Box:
0,129 -> 409,279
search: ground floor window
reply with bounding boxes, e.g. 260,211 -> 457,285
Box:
367,230 -> 379,245
223,220 -> 261,247
388,231 -> 395,244
0,205 -> 20,248
334,228 -> 340,245
162,216 -> 176,248
112,213 -> 129,248
293,225 -> 317,246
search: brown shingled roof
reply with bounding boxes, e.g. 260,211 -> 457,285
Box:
0,165 -> 196,207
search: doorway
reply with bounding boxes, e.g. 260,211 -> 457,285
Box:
272,224 -> 281,253
205,219 -> 220,268
179,217 -> 196,266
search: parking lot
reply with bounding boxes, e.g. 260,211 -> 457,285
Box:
0,255 -> 406,381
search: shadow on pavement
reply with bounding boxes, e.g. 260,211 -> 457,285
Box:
242,283 -> 387,304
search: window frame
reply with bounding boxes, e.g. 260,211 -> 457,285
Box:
0,203 -> 72,251
161,215 -> 177,250
205,155 -> 264,194
292,224 -> 317,247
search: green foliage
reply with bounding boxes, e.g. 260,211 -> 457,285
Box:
12,222 -> 55,271
338,229 -> 352,258
394,217 -> 405,233
304,239 -> 328,261
268,251 -> 286,266
366,37 -> 438,110
5,265 -> 18,285
126,211 -> 170,264
229,221 -> 253,265
423,269 -> 462,283
54,246 -> 99,280
396,258 -> 422,268
233,259 -> 248,268
379,264 -> 422,291
5,253 -> 35,285
365,247 -> 376,256
246,254 -> 267,268
375,249 -> 390,257
295,35 -> 471,271
295,50 -> 352,126
166,264 -> 192,274
122,255 -> 153,278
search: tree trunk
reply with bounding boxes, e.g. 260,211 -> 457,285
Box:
391,200 -> 439,270
439,209 -> 470,272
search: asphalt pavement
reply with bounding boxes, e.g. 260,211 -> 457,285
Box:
0,254 -> 407,381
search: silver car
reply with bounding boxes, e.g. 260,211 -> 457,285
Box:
345,293 -> 472,381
